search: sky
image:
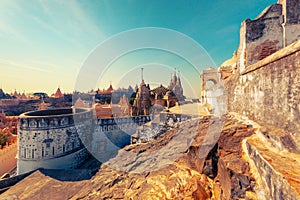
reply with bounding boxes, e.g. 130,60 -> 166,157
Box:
0,0 -> 276,98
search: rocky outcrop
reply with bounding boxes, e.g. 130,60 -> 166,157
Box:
0,115 -> 262,200
214,118 -> 256,199
245,135 -> 300,200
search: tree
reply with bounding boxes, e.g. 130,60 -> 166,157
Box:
0,131 -> 8,147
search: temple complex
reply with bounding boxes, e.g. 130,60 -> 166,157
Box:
1,1 -> 300,199
11,91 -> 29,100
94,99 -> 130,119
130,68 -> 185,116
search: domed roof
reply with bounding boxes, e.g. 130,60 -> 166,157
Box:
220,51 -> 237,67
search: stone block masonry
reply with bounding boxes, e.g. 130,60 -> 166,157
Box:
236,0 -> 300,73
225,40 -> 300,149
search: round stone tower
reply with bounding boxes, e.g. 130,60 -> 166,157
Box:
17,108 -> 92,174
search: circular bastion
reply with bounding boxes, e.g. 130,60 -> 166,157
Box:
17,108 -> 93,174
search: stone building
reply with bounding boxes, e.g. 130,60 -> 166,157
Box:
37,98 -> 50,110
17,108 -> 92,174
93,97 -> 130,119
118,94 -> 130,116
168,70 -> 184,101
200,67 -> 225,115
150,85 -> 177,109
200,67 -> 220,103
131,78 -> 151,116
11,90 -> 29,100
237,0 -> 300,72
130,68 -> 185,116
0,89 -> 13,99
95,84 -> 114,104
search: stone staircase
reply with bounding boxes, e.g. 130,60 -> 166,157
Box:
232,113 -> 300,200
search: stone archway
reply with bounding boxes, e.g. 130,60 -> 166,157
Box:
200,67 -> 220,103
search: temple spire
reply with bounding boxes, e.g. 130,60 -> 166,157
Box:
141,67 -> 144,82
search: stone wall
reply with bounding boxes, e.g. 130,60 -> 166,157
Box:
236,0 -> 300,73
225,40 -> 300,148
90,115 -> 152,162
237,4 -> 284,72
17,148 -> 88,175
0,142 -> 17,177
283,0 -> 300,45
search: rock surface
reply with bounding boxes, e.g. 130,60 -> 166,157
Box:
0,114 -> 277,200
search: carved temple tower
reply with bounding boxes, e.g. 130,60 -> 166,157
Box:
168,69 -> 185,101
131,68 -> 151,116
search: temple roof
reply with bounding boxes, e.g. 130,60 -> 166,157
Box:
150,85 -> 169,98
74,97 -> 85,108
97,84 -> 114,95
53,87 -> 64,98
107,84 -> 114,93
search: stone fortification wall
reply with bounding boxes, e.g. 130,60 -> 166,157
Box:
17,108 -> 92,174
280,0 -> 300,45
237,0 -> 300,73
225,41 -> 300,148
91,115 -> 152,162
0,142 -> 17,177
17,148 -> 88,175
237,4 -> 284,71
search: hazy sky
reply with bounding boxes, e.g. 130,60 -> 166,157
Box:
0,0 -> 276,97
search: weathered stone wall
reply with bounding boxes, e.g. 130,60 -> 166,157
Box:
17,148 -> 88,175
91,115 -> 152,162
237,4 -> 284,72
280,0 -> 300,24
284,0 -> 300,45
225,41 -> 300,148
0,142 -> 17,177
236,0 -> 300,73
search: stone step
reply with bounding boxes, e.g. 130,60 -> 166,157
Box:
230,112 -> 299,153
257,125 -> 300,154
243,134 -> 300,200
